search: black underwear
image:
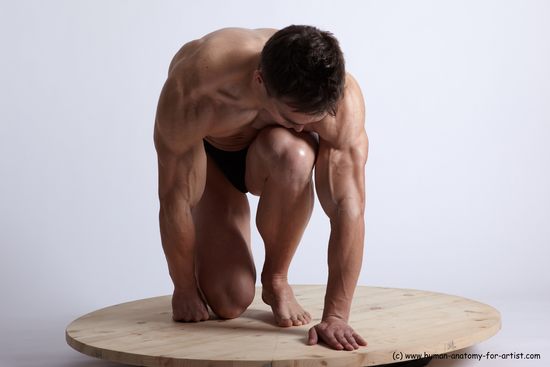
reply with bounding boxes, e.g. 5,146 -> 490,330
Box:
203,139 -> 249,193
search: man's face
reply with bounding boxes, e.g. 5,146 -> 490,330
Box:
270,98 -> 327,133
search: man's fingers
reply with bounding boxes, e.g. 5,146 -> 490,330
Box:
325,334 -> 344,350
308,324 -> 365,351
308,327 -> 318,345
353,332 -> 368,346
336,333 -> 353,351
345,333 -> 359,349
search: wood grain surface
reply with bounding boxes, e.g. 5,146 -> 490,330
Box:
66,285 -> 501,366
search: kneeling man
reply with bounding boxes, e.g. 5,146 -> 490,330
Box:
154,25 -> 369,351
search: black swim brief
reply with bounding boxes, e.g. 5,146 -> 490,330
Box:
203,139 -> 249,193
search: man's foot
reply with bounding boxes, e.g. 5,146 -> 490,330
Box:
261,278 -> 312,327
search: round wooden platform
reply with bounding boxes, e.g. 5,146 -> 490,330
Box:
66,285 -> 501,367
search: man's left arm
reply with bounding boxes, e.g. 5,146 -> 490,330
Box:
307,80 -> 369,350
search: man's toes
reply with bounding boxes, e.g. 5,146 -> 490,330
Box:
292,317 -> 302,326
277,317 -> 293,327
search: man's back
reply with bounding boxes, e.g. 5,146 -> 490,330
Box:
168,27 -> 277,77
154,27 -> 279,157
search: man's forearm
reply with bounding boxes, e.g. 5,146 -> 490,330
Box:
159,200 -> 198,292
322,213 -> 365,322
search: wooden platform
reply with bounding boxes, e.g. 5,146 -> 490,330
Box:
66,285 -> 501,367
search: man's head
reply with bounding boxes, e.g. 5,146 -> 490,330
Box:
258,25 -> 346,119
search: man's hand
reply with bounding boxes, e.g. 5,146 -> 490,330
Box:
307,316 -> 367,351
171,288 -> 210,322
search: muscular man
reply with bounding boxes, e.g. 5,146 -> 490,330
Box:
154,25 -> 369,351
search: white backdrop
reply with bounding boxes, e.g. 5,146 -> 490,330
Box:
1,1 -> 549,366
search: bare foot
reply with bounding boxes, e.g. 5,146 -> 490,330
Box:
261,279 -> 312,327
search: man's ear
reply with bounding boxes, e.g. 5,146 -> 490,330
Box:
254,69 -> 264,84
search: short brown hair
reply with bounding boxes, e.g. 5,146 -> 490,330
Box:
260,25 -> 346,116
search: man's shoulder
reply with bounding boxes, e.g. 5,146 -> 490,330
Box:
311,72 -> 366,150
154,75 -> 215,156
342,72 -> 364,103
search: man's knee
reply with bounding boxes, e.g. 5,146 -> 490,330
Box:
213,302 -> 249,319
202,275 -> 256,319
210,289 -> 255,319
258,128 -> 317,187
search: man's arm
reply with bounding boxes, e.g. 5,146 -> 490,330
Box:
315,132 -> 368,321
308,75 -> 369,350
154,76 -> 209,321
156,140 -> 206,292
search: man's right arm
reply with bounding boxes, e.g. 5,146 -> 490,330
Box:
156,142 -> 206,292
154,76 -> 207,294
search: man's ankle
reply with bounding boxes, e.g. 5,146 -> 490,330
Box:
261,272 -> 289,286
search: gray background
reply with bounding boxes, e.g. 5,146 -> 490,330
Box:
1,0 -> 548,366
